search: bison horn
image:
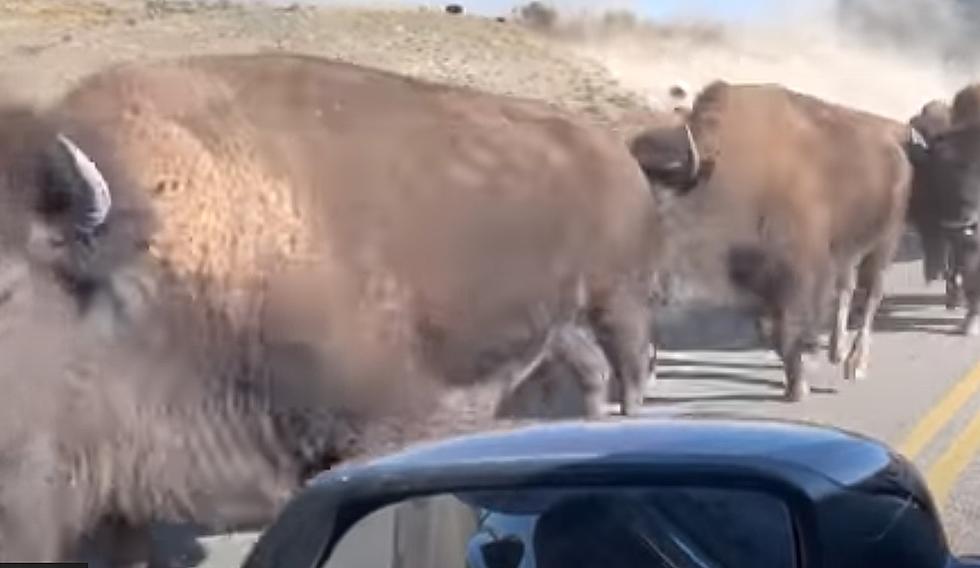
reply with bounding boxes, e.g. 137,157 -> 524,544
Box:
683,123 -> 701,180
56,133 -> 112,234
909,126 -> 929,151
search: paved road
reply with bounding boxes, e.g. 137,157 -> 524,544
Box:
645,234 -> 980,557
162,232 -> 980,566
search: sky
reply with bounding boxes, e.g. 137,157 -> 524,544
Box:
633,0 -> 780,22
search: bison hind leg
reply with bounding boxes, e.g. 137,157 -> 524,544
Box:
495,323 -> 611,420
552,324 -> 613,419
844,250 -> 891,381
589,289 -> 654,417
947,274 -> 965,311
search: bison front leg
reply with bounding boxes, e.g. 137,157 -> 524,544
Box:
829,268 -> 856,365
590,288 -> 654,416
774,311 -> 810,402
947,273 -> 965,311
552,323 -> 612,419
959,253 -> 980,337
945,228 -> 969,311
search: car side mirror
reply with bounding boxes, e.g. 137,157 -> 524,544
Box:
240,419 -> 979,568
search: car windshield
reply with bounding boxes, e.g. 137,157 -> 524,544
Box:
322,486 -> 797,568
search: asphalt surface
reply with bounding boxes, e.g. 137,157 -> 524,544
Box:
645,232 -> 980,558
161,230 -> 980,566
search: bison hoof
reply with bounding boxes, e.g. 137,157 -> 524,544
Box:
844,359 -> 867,382
621,394 -> 645,416
946,286 -> 964,310
962,316 -> 980,337
784,380 -> 810,402
828,346 -> 844,365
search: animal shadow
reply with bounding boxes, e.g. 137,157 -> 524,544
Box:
880,293 -> 947,310
873,313 -> 962,335
151,524 -> 210,568
891,230 -> 925,264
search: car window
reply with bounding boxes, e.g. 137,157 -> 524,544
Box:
320,486 -> 797,568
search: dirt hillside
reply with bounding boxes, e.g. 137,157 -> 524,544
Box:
0,1 -> 651,124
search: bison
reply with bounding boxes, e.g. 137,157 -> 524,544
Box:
906,99 -> 963,309
627,80 -> 916,400
0,52 -> 661,563
47,52 -> 660,418
906,85 -> 980,334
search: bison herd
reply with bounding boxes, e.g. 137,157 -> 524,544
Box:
0,51 -> 977,564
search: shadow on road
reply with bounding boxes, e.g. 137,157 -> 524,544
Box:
882,293 -> 948,309
657,370 -> 786,390
656,356 -> 783,372
873,313 -> 961,335
152,524 -> 210,568
654,304 -> 766,352
874,293 -> 961,335
646,393 -> 789,404
78,523 -> 209,568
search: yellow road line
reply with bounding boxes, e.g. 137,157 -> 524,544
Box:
926,410 -> 980,507
896,364 -> 980,459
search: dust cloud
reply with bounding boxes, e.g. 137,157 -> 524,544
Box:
536,0 -> 980,121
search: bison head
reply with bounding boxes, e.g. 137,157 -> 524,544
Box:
905,97 -> 980,285
911,99 -> 952,142
627,122 -> 711,194
0,105 -> 158,338
953,83 -> 980,128
907,99 -> 953,282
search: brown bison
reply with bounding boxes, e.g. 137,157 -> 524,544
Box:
628,81 -> 916,400
906,85 -> 980,334
0,52 -> 661,563
50,51 -> 660,414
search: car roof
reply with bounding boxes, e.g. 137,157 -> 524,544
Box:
317,417 -> 895,489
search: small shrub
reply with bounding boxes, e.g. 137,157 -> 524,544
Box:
515,1 -> 558,30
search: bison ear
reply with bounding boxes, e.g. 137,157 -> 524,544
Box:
628,123 -> 708,194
